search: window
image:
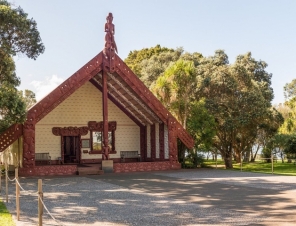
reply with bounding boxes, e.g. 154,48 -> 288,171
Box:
88,121 -> 116,154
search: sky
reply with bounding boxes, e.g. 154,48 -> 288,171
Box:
11,0 -> 296,104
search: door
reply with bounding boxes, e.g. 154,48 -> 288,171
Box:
63,136 -> 80,163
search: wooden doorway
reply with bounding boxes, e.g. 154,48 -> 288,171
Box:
62,136 -> 80,164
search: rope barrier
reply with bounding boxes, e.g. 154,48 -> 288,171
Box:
3,171 -> 65,226
5,170 -> 16,182
37,193 -> 66,226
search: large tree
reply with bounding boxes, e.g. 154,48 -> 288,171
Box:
199,50 -> 282,168
0,0 -> 44,132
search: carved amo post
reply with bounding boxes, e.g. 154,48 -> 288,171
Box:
23,113 -> 36,169
102,70 -> 109,160
167,117 -> 179,167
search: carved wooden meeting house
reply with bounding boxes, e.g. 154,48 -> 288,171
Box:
0,13 -> 194,176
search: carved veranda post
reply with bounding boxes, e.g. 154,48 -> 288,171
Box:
102,12 -> 118,160
102,70 -> 109,160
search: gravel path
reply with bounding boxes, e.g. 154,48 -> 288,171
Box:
1,169 -> 296,226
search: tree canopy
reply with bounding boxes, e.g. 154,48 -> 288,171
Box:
125,46 -> 283,168
0,0 -> 44,133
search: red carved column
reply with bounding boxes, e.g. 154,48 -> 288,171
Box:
168,117 -> 178,164
151,124 -> 156,161
102,70 -> 109,160
159,123 -> 164,161
23,114 -> 36,168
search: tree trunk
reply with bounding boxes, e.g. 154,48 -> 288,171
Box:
222,147 -> 233,169
251,144 -> 260,162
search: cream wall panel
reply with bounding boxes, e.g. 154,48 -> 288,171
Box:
35,125 -> 60,160
36,82 -> 139,160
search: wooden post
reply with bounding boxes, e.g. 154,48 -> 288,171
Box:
240,152 -> 242,172
102,70 -> 109,160
5,162 -> 8,203
0,162 -> 2,193
15,168 -> 20,220
271,154 -> 274,175
38,179 -> 43,226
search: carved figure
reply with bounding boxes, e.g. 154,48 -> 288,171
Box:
104,13 -> 117,53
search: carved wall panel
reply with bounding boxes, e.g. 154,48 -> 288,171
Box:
0,124 -> 23,152
146,125 -> 151,158
164,124 -> 169,159
150,124 -> 156,161
23,122 -> 36,168
155,123 -> 160,159
52,126 -> 89,136
159,123 -> 164,160
168,117 -> 178,163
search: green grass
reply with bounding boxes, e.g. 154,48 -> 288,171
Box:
0,198 -> 15,226
203,159 -> 296,175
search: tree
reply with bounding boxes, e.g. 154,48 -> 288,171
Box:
284,79 -> 296,100
19,89 -> 37,110
152,59 -> 197,128
0,0 -> 44,132
199,50 -> 281,168
124,45 -> 175,78
0,0 -> 45,59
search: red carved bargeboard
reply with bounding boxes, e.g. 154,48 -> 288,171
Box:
19,165 -> 77,176
113,161 -> 181,173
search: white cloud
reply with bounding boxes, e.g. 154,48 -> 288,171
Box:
30,75 -> 64,101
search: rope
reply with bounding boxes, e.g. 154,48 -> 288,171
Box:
5,170 -> 16,182
15,178 -> 38,196
6,173 -> 65,226
37,193 -> 66,226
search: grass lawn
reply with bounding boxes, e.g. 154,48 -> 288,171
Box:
0,198 -> 15,226
203,159 -> 296,175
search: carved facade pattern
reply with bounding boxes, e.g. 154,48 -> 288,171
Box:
88,121 -> 117,131
93,77 -> 145,125
0,124 -> 23,152
113,161 -> 180,173
159,123 -> 164,160
28,53 -> 103,124
108,72 -> 161,123
168,117 -> 178,163
52,126 -> 89,136
23,122 -> 36,168
19,165 -> 77,176
146,125 -> 151,158
155,123 -> 160,159
96,73 -> 153,124
150,124 -> 156,161
164,124 -> 169,159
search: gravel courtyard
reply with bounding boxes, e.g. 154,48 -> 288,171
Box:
2,169 -> 296,226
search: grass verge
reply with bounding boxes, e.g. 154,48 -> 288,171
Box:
203,160 -> 296,175
0,198 -> 15,226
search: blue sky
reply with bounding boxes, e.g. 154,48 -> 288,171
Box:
12,0 -> 296,103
